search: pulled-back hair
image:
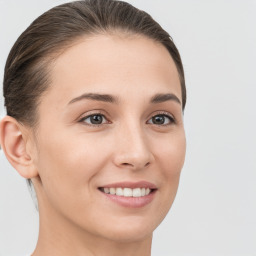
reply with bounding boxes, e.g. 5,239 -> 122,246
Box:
3,0 -> 186,127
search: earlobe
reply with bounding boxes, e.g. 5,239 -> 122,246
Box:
0,116 -> 38,179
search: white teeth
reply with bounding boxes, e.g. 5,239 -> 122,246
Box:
102,187 -> 152,197
116,188 -> 123,196
109,188 -> 116,195
132,188 -> 141,197
104,188 -> 110,194
123,188 -> 133,197
141,188 -> 146,196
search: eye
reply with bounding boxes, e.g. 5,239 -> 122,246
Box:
147,114 -> 175,126
79,113 -> 108,126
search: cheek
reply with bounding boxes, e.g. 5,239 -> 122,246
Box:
158,131 -> 186,178
156,131 -> 186,204
34,127 -> 110,204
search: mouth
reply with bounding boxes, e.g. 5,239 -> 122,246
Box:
98,187 -> 156,197
98,181 -> 157,208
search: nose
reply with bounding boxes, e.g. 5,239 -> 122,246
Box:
113,123 -> 154,171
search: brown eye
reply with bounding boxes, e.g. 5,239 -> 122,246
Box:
90,114 -> 103,124
80,114 -> 108,125
148,114 -> 175,125
152,115 -> 165,124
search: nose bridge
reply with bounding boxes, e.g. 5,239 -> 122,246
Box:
113,117 -> 153,170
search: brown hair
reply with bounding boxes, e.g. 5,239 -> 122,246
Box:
3,0 -> 186,127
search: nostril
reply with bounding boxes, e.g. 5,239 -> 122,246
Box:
121,161 -> 150,169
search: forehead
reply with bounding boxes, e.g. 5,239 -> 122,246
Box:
44,34 -> 181,106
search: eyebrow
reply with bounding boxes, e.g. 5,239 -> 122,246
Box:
150,93 -> 181,105
68,93 -> 119,104
68,92 -> 181,105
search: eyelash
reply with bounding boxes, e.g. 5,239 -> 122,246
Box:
78,111 -> 110,127
147,111 -> 176,126
78,111 -> 176,127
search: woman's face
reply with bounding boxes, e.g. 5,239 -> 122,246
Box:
31,34 -> 186,242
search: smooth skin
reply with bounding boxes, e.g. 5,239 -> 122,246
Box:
0,34 -> 186,256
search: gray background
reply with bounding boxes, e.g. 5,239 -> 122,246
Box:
0,0 -> 256,255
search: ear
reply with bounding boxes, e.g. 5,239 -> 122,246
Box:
0,115 -> 39,179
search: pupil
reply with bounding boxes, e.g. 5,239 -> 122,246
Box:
153,115 -> 164,124
90,115 -> 103,124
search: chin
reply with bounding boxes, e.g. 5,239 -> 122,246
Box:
105,228 -> 153,243
93,215 -> 159,243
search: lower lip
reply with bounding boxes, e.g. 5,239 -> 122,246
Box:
99,189 -> 156,208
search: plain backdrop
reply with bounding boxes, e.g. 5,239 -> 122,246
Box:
0,0 -> 256,255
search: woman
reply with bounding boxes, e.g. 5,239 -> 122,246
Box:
0,0 -> 186,255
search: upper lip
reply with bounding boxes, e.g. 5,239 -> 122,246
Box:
99,181 -> 157,189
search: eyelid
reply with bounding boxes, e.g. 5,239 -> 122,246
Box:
147,111 -> 176,125
78,110 -> 110,126
77,110 -> 176,127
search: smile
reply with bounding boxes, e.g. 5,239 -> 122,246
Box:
99,187 -> 152,197
98,181 -> 157,208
